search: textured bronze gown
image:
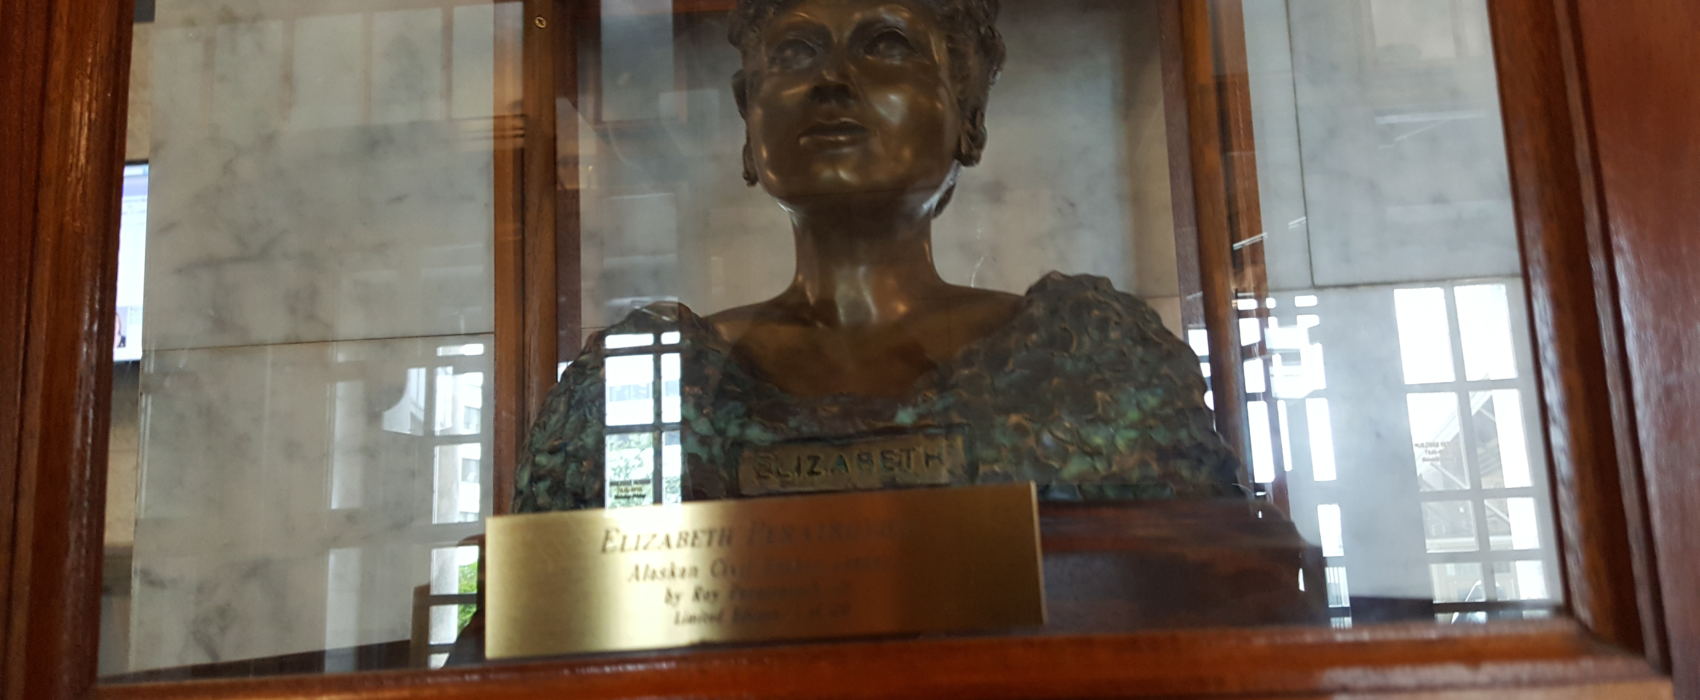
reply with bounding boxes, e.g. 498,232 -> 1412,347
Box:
513,273 -> 1244,513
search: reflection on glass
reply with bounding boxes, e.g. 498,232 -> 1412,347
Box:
605,333 -> 655,349
604,432 -> 655,508
1429,562 -> 1486,604
1244,358 -> 1267,394
1421,500 -> 1478,553
1473,390 -> 1532,489
436,343 -> 486,357
1267,314 -> 1325,399
434,443 -> 483,524
1325,566 -> 1351,609
1455,284 -> 1518,381
434,367 -> 484,436
660,353 -> 681,424
426,544 -> 479,657
1249,400 -> 1275,483
1492,561 -> 1550,601
598,328 -> 684,508
604,355 -> 657,426
1408,393 -> 1467,491
1485,497 -> 1540,551
662,431 -> 683,504
1394,288 -> 1458,385
1317,504 -> 1345,558
382,367 -> 430,436
1306,398 -> 1338,482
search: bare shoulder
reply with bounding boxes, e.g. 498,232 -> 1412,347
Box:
929,284 -> 1023,330
704,299 -> 805,345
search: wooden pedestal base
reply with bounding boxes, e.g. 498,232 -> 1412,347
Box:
1039,499 -> 1327,632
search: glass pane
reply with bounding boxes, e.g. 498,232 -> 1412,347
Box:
100,0 -> 510,680
1421,501 -> 1479,553
1394,288 -> 1458,385
1485,497 -> 1542,551
97,0 -> 1570,681
1492,561 -> 1553,602
1408,393 -> 1468,492
1306,398 -> 1338,482
603,354 -> 656,427
1430,563 -> 1487,604
1455,284 -> 1518,381
1474,390 -> 1533,489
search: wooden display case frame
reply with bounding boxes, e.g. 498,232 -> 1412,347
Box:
3,0 -> 1695,697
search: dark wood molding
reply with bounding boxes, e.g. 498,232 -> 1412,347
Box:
1175,0 -> 1248,468
1566,0 -> 1700,694
521,0 -> 562,434
494,0 -> 580,518
491,0 -> 526,518
1482,0 -> 1662,665
0,2 -> 135,699
1158,0 -> 1205,332
0,0 -> 1689,697
96,621 -> 1664,700
553,0 -> 585,368
0,0 -> 52,674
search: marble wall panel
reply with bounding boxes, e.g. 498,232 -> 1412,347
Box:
128,335 -> 490,670
1241,0 -> 1314,292
1278,0 -> 1521,288
146,1 -> 497,350
1269,281 -> 1557,604
575,0 -> 1182,332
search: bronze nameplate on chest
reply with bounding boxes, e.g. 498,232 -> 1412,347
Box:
736,430 -> 970,496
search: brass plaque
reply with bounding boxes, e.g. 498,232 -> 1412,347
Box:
735,430 -> 968,496
486,483 -> 1043,659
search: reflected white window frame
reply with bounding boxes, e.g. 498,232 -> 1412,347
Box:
601,330 -> 684,507
1395,282 -> 1560,619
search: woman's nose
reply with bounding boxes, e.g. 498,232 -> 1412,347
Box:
808,52 -> 857,105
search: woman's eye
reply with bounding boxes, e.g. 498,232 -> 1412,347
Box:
865,29 -> 915,60
770,39 -> 818,69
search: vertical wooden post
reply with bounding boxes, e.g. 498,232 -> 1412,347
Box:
1482,0 -> 1658,665
1210,0 -> 1281,509
495,0 -> 577,516
555,0 -> 584,369
0,1 -> 134,698
1564,0 -> 1700,689
491,0 -> 526,517
1175,0 -> 1248,474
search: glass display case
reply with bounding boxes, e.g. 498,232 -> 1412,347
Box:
2,0 -> 1693,697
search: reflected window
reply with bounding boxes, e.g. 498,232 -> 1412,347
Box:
1394,288 -> 1457,385
1243,283 -> 1556,626
602,330 -> 683,507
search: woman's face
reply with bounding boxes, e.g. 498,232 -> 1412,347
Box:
742,0 -> 962,208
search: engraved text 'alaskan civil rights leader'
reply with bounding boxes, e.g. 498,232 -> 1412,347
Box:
486,483 -> 1043,658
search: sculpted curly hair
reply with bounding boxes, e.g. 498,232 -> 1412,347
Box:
728,0 -> 1006,185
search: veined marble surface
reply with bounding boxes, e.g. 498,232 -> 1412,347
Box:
128,334 -> 490,670
145,1 -> 500,350
1271,0 -> 1521,288
1241,0 -> 1315,292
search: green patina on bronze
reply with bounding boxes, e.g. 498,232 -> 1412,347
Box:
513,273 -> 1245,513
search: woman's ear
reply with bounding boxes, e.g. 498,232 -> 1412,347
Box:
732,69 -> 750,118
733,70 -> 759,186
742,143 -> 758,187
956,107 -> 988,166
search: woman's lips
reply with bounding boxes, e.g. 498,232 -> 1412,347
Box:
799,119 -> 871,145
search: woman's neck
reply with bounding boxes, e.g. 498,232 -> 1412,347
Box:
784,202 -> 951,329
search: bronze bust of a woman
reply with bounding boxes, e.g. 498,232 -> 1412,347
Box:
513,0 -> 1243,511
